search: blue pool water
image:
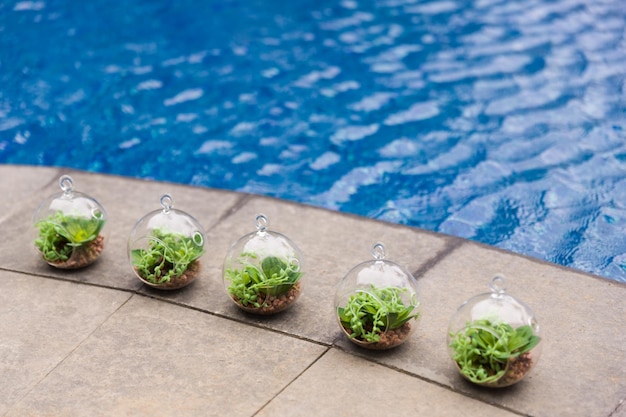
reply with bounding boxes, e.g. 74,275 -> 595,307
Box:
1,0 -> 625,282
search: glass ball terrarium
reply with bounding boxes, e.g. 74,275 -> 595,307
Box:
334,243 -> 421,350
447,275 -> 542,388
222,214 -> 304,315
32,175 -> 107,269
128,194 -> 206,290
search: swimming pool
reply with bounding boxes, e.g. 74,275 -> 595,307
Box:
1,0 -> 625,283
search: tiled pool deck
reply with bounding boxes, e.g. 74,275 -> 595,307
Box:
1,165 -> 625,417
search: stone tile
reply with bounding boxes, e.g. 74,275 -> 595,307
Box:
5,295 -> 327,417
0,168 -> 241,291
3,165 -> 624,417
0,164 -> 61,219
0,270 -> 132,415
257,349 -> 518,417
139,194 -> 451,344
337,242 -> 626,417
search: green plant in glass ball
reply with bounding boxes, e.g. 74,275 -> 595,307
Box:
449,319 -> 540,386
338,285 -> 420,347
35,211 -> 106,268
131,228 -> 204,288
225,252 -> 302,313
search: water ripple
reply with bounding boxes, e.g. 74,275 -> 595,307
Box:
384,101 -> 440,125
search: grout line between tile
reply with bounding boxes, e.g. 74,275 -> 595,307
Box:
2,292 -> 135,417
0,266 -> 330,349
609,398 -> 626,417
412,237 -> 465,279
0,266 -> 142,293
208,192 -> 255,230
251,346 -> 332,417
135,290 -> 332,348
328,343 -> 530,417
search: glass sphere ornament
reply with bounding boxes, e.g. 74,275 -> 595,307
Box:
447,275 -> 542,387
222,214 -> 304,315
128,194 -> 206,290
334,243 -> 421,350
32,175 -> 107,269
